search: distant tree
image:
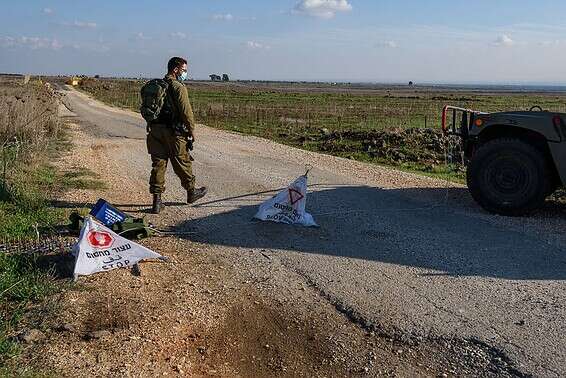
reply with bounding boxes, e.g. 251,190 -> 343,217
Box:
222,74 -> 230,82
94,75 -> 100,79
408,81 -> 414,86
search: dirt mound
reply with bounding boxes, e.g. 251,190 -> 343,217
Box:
316,127 -> 463,168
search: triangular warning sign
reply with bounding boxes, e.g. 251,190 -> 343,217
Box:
73,217 -> 166,279
254,175 -> 318,227
289,188 -> 304,205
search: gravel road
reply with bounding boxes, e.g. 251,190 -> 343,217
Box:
55,86 -> 566,377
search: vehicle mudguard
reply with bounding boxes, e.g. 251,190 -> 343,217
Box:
548,141 -> 566,186
472,113 -> 562,142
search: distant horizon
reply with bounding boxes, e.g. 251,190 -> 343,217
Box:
3,71 -> 566,89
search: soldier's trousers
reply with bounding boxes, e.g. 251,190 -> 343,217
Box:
146,124 -> 195,194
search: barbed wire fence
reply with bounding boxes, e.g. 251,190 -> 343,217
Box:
0,235 -> 76,256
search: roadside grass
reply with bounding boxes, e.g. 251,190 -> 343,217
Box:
61,167 -> 107,190
0,138 -> 75,369
1,158 -> 62,241
0,134 -> 102,240
78,78 -> 566,182
0,77 -> 98,372
0,169 -> 93,373
0,253 -> 58,363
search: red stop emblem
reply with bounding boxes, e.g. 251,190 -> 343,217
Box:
87,231 -> 114,248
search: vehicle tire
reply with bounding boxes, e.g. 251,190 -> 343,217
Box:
467,138 -> 550,216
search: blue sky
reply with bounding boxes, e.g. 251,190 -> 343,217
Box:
1,1 -> 566,84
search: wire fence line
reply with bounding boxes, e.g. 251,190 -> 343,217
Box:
0,235 -> 75,256
109,85 -> 566,137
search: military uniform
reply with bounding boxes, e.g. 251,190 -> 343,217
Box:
146,74 -> 196,194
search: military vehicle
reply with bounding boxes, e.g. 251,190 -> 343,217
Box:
442,105 -> 566,215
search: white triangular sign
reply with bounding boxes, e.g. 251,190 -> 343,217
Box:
254,175 -> 318,227
73,217 -> 165,279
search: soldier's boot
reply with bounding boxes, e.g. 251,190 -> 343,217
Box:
151,193 -> 163,214
187,187 -> 208,204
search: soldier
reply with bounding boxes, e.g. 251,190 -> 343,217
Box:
145,57 -> 207,214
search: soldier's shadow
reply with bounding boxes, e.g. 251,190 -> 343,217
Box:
175,184 -> 566,281
51,200 -> 187,214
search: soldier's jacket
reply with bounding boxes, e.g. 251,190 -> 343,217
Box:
164,74 -> 196,135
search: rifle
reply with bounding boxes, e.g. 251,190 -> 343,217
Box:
186,136 -> 194,161
172,123 -> 195,160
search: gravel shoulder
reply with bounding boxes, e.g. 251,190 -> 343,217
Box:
23,88 -> 566,377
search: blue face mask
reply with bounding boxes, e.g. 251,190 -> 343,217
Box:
177,71 -> 188,81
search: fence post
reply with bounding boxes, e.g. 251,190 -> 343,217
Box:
338,115 -> 343,141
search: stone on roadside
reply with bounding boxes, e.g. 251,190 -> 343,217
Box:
84,330 -> 112,340
22,329 -> 46,344
59,323 -> 77,333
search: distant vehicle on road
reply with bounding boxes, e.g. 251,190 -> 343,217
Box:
442,105 -> 566,215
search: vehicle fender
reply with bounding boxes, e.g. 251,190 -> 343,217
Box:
548,141 -> 566,186
474,114 -> 562,142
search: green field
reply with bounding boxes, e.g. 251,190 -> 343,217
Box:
78,78 -> 566,179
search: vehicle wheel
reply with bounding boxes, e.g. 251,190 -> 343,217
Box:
467,138 -> 550,216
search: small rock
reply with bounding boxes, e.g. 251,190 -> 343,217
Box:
22,329 -> 46,344
131,264 -> 141,277
173,365 -> 183,374
60,323 -> 77,333
85,330 -> 112,340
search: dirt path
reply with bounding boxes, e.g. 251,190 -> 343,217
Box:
21,87 -> 566,377
25,123 -> 441,377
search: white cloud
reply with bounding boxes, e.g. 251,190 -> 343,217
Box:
246,41 -> 270,50
132,32 -> 150,41
0,36 -> 62,50
293,0 -> 352,19
212,14 -> 234,21
376,40 -> 398,48
539,40 -> 563,46
60,20 -> 97,29
43,8 -> 53,15
493,34 -> 514,47
69,43 -> 110,53
170,32 -> 188,40
0,37 -> 15,48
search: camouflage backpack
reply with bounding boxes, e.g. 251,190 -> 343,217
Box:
140,79 -> 174,123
